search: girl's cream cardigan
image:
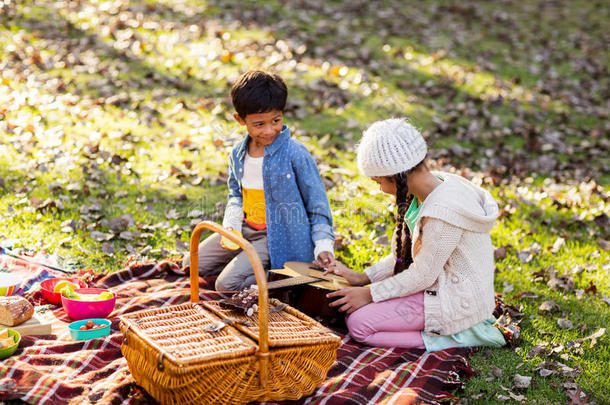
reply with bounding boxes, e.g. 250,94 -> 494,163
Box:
364,172 -> 499,336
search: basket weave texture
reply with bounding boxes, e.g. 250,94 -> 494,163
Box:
120,221 -> 341,404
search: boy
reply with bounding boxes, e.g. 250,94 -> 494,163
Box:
185,70 -> 335,291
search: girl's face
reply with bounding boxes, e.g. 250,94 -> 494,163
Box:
371,176 -> 397,195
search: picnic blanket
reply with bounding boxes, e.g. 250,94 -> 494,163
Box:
0,257 -> 500,405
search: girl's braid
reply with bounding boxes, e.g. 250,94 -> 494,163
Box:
393,171 -> 415,274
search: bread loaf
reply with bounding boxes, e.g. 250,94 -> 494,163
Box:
0,296 -> 34,326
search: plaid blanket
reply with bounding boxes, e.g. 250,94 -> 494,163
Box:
0,258 -> 480,405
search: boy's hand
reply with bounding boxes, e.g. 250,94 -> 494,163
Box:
220,229 -> 243,250
324,261 -> 370,286
314,251 -> 334,268
327,287 -> 372,315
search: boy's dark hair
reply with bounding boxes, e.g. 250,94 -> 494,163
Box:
231,70 -> 287,118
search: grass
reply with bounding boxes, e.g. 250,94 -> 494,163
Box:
1,0 -> 608,403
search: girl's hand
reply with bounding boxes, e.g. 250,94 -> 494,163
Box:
324,261 -> 370,286
327,287 -> 372,315
314,251 -> 335,268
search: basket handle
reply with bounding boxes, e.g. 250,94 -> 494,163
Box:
189,221 -> 269,387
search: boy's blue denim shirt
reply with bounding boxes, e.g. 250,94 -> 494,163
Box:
226,125 -> 334,269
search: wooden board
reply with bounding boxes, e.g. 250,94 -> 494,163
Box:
0,312 -> 53,336
283,261 -> 350,287
270,267 -> 349,291
267,275 -> 322,290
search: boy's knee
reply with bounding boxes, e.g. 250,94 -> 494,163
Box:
214,278 -> 230,292
215,276 -> 240,292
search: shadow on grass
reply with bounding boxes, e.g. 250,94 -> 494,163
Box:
2,0 -> 608,183
193,0 -> 608,180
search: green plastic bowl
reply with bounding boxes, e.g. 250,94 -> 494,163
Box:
0,328 -> 21,360
68,318 -> 111,341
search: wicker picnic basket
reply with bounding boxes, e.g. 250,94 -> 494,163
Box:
119,221 -> 341,404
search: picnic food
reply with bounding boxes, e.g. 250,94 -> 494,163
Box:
40,278 -> 87,305
219,285 -> 259,316
0,328 -> 16,348
68,318 -> 112,340
53,280 -> 80,293
62,287 -> 117,320
0,296 -> 34,326
79,320 -> 105,330
60,286 -> 114,301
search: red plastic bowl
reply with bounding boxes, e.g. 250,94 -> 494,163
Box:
41,278 -> 88,305
61,288 -> 116,320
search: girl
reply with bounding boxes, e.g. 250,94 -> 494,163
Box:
326,118 -> 505,351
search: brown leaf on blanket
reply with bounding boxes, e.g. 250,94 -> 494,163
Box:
0,378 -> 16,394
368,369 -> 394,389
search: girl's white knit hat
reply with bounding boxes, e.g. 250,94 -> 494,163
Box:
357,118 -> 427,177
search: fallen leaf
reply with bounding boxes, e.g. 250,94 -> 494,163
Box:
557,363 -> 581,378
531,268 -> 547,282
583,328 -> 605,347
584,281 -> 597,295
512,291 -> 540,299
334,235 -> 347,250
547,268 -> 574,291
597,239 -> 610,250
178,138 -> 193,148
517,250 -> 533,263
527,344 -> 551,358
513,374 -> 532,389
539,300 -> 557,312
565,385 -> 590,405
109,215 -> 134,233
373,234 -> 389,246
175,238 -> 188,251
165,209 -> 182,220
188,210 -> 203,218
91,231 -> 114,241
494,246 -> 507,259
102,243 -> 115,254
119,231 -> 136,240
491,365 -> 503,378
550,237 -> 565,253
509,391 -> 526,402
170,165 -> 184,176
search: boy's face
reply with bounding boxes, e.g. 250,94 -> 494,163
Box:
234,110 -> 284,148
